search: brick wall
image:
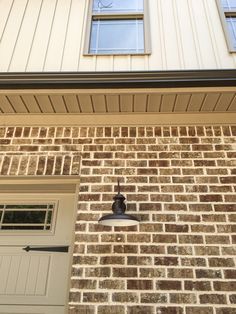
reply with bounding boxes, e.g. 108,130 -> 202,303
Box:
0,125 -> 236,314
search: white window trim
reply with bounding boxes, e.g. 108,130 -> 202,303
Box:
216,0 -> 236,52
84,0 -> 151,56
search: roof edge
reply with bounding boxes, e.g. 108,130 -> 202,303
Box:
0,69 -> 236,89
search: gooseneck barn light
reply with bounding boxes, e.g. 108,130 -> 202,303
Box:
98,180 -> 140,227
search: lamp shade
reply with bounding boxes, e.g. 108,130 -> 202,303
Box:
98,180 -> 139,227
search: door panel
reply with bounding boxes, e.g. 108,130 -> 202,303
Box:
0,193 -> 76,312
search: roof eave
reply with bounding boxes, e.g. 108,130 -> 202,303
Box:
0,69 -> 236,90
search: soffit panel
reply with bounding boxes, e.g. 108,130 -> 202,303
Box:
0,90 -> 236,114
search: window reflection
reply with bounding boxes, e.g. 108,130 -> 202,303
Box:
221,0 -> 236,10
93,0 -> 143,13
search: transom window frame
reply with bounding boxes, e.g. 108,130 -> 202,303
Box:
0,201 -> 58,234
84,0 -> 151,56
216,0 -> 236,52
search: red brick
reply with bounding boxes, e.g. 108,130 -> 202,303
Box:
127,280 -> 153,290
185,281 -> 211,291
99,280 -> 125,289
167,269 -> 193,278
83,292 -> 108,303
112,292 -> 138,303
199,294 -> 227,304
156,280 -> 182,290
154,257 -> 179,266
186,307 -> 213,314
98,305 -> 125,314
113,268 -> 138,277
214,281 -> 236,291
196,269 -> 222,279
127,306 -> 154,314
141,293 -> 167,303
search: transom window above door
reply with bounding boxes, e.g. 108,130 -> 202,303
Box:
85,0 -> 150,55
0,203 -> 55,231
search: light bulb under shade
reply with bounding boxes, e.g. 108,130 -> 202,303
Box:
98,213 -> 140,227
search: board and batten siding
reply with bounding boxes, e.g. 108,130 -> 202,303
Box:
0,0 -> 236,72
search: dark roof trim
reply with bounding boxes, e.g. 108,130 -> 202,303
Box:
0,70 -> 236,89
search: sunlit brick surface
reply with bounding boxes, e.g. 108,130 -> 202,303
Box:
0,125 -> 236,314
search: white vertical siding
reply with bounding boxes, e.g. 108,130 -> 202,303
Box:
0,0 -> 235,72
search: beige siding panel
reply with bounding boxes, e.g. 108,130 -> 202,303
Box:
228,95 -> 236,112
120,95 -> 133,112
134,94 -> 147,112
0,0 -> 13,41
175,0 -> 199,69
106,95 -> 120,112
35,95 -> 55,113
0,95 -> 14,113
190,0 -> 217,68
148,0 -> 163,69
79,56 -> 97,71
160,94 -> 176,112
1,0 -> 236,71
161,0 -> 181,69
131,56 -> 147,71
63,95 -> 81,113
26,0 -> 57,71
187,93 -> 206,112
61,0 -> 85,71
96,56 -> 114,71
0,0 -> 28,71
92,95 -> 106,112
214,93 -> 235,111
113,56 -> 131,71
7,95 -> 28,113
50,95 -> 67,113
147,94 -> 162,112
21,95 -> 41,113
44,0 -> 72,71
9,0 -> 43,71
78,95 -> 94,113
174,94 -> 191,112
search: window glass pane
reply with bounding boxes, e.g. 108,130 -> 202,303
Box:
3,211 -> 46,224
93,0 -> 143,13
221,0 -> 236,10
90,19 -> 144,54
226,16 -> 236,48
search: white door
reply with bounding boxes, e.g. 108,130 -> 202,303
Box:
0,193 -> 76,314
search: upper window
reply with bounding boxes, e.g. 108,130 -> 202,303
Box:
85,0 -> 150,55
217,0 -> 236,51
